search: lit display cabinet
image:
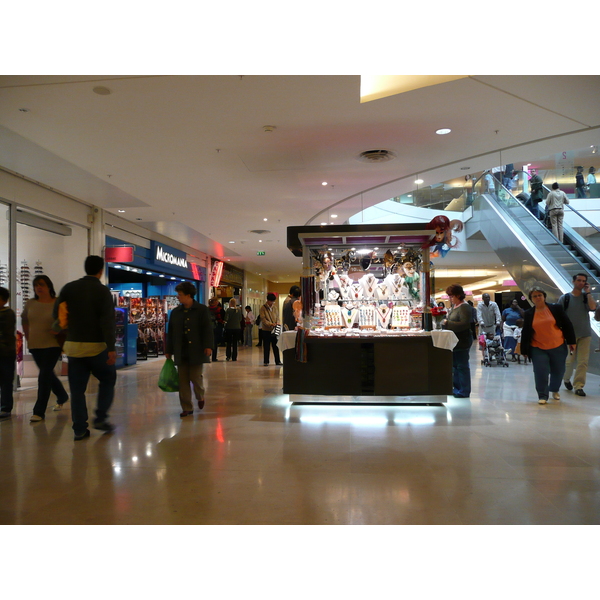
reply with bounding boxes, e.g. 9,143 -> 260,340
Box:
284,224 -> 454,403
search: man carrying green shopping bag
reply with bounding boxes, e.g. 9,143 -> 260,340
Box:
165,282 -> 214,417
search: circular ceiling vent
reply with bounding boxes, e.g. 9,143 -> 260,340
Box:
357,149 -> 396,163
249,229 -> 271,234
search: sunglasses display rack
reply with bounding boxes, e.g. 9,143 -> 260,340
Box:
0,261 -> 7,288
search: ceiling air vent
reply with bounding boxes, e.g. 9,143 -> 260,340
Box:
357,149 -> 396,163
249,229 -> 271,234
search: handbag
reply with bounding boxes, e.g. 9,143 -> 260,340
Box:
158,358 -> 179,392
273,324 -> 282,337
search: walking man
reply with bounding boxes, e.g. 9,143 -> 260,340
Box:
55,255 -> 117,440
165,282 -> 213,417
477,293 -> 501,336
559,273 -> 596,397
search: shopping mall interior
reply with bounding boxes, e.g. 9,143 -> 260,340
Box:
1,35 -> 599,595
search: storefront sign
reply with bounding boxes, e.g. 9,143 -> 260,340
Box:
153,243 -> 189,269
105,246 -> 134,263
210,261 -> 224,287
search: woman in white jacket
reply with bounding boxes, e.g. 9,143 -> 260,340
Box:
545,182 -> 569,243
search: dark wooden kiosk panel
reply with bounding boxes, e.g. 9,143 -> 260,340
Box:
283,334 -> 452,399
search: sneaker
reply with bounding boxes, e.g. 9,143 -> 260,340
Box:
564,381 -> 573,391
538,398 -> 547,404
575,389 -> 586,397
52,403 -> 65,411
0,411 -> 12,420
552,392 -> 561,401
74,429 -> 90,441
30,414 -> 44,422
93,421 -> 116,432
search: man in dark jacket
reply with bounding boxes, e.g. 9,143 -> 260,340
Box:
165,282 -> 214,417
55,255 -> 117,440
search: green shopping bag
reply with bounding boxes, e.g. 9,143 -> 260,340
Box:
158,358 -> 179,392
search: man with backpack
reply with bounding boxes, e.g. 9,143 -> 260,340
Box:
558,273 -> 597,397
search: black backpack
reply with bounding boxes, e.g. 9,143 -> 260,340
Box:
562,292 -> 588,310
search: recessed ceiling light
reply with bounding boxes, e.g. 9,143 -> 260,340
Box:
321,222 -> 327,226
228,241 -> 235,244
322,182 -> 328,186
415,179 -> 424,185
118,210 -> 125,213
331,214 -> 338,218
93,86 -> 112,96
436,128 -> 451,135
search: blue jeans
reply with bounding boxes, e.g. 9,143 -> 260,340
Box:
67,349 -> 116,434
530,344 -> 568,400
452,347 -> 471,397
0,355 -> 16,413
30,347 -> 69,416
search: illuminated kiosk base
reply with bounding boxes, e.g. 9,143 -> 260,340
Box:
282,334 -> 452,403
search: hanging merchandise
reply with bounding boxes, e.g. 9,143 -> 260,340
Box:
0,262 -> 8,287
20,260 -> 31,303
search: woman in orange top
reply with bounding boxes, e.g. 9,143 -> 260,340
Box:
520,287 -> 576,405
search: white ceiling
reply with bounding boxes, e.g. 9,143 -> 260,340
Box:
0,75 -> 599,282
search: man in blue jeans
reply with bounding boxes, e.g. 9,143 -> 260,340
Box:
55,255 -> 117,440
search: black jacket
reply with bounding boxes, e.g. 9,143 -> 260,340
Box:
520,303 -> 576,357
55,276 -> 116,351
0,307 -> 16,357
166,301 -> 214,365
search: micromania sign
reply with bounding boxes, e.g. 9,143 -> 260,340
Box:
150,241 -> 191,275
155,245 -> 189,269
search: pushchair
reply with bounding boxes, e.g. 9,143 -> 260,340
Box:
479,334 -> 509,367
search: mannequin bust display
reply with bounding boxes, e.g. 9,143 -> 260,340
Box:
342,302 -> 359,328
333,272 -> 352,300
376,303 -> 392,329
375,281 -> 390,300
349,281 -> 363,301
384,272 -> 404,300
360,273 -> 378,299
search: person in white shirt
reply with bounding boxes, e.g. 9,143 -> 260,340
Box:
477,293 -> 501,335
545,182 -> 570,243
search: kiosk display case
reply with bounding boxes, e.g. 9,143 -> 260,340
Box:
284,223 -> 455,403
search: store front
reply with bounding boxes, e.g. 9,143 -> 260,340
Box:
106,237 -> 206,365
211,261 -> 244,305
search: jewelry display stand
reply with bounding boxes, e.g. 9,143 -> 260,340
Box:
285,223 -> 451,403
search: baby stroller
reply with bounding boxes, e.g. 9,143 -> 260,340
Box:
479,334 -> 509,367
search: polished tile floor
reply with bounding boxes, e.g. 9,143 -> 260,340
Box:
2,344 -> 600,525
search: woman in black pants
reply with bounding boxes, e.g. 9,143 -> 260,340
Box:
259,293 -> 281,366
22,275 -> 69,420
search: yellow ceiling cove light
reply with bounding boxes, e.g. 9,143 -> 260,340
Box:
360,75 -> 468,103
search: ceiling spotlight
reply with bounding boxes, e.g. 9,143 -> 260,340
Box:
415,179 -> 424,185
322,182 -> 328,186
436,128 -> 451,135
263,218 -> 268,221
320,222 -> 327,226
118,210 -> 125,213
93,86 -> 112,96
228,241 -> 235,244
331,214 -> 338,218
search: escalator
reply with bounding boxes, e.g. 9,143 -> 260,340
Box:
468,173 -> 600,375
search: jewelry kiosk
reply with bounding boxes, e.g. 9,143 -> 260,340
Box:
284,223 -> 455,403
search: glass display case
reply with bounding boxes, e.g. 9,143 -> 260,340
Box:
284,223 -> 454,402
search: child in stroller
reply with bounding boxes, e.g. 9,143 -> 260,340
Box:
479,332 -> 509,367
512,318 -> 529,364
